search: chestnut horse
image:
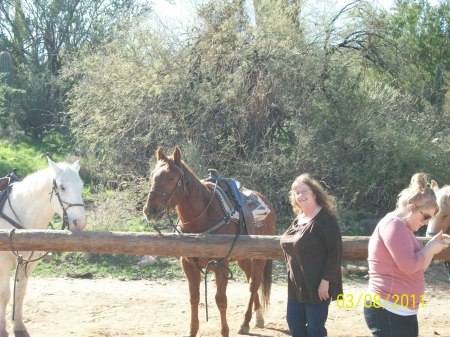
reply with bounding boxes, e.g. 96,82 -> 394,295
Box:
427,181 -> 450,237
427,181 -> 450,280
143,147 -> 276,337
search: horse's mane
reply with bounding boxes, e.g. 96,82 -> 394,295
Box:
179,160 -> 211,199
15,167 -> 54,199
157,158 -> 210,201
16,162 -> 78,199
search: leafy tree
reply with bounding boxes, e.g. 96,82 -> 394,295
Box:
0,0 -> 151,140
388,0 -> 450,135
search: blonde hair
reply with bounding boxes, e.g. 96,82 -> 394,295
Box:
289,173 -> 337,216
396,172 -> 438,211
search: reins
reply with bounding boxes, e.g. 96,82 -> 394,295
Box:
200,221 -> 242,321
8,228 -> 51,320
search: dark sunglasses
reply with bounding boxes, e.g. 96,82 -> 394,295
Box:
418,209 -> 432,222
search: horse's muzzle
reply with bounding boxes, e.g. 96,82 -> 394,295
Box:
143,205 -> 164,221
70,218 -> 87,231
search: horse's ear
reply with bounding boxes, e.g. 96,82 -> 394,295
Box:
156,147 -> 167,161
47,157 -> 62,175
430,180 -> 440,191
72,160 -> 80,172
173,146 -> 181,165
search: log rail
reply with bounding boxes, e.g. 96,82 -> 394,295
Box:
1,230 -> 449,260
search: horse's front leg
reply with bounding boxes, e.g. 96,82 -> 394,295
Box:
214,262 -> 230,337
0,259 -> 12,337
12,259 -> 38,337
181,257 -> 201,337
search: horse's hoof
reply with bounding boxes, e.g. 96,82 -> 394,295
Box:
255,318 -> 265,328
14,331 -> 30,337
237,324 -> 250,335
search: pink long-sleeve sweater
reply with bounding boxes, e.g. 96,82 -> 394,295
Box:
367,213 -> 426,312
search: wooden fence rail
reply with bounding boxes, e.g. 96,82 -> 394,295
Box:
0,229 -> 449,260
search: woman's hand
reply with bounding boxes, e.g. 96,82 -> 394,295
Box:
426,230 -> 449,255
318,279 -> 329,301
442,233 -> 450,244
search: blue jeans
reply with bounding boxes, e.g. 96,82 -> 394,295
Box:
364,304 -> 418,337
286,299 -> 329,337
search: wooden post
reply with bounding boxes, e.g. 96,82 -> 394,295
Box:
0,229 -> 449,260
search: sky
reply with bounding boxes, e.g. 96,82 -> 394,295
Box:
153,0 -> 401,22
152,0 -> 439,34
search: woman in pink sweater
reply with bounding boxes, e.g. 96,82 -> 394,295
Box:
364,173 -> 449,337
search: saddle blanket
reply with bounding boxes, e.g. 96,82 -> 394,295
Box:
204,180 -> 271,227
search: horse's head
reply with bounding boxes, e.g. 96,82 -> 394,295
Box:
48,158 -> 87,231
143,146 -> 187,221
426,181 -> 450,237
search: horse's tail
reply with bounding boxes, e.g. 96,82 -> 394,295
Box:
260,259 -> 272,311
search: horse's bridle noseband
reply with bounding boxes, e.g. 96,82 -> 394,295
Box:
50,179 -> 85,230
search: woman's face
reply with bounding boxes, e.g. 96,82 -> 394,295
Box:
294,182 -> 317,209
406,204 -> 435,232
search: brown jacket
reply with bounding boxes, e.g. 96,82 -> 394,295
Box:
280,208 -> 343,304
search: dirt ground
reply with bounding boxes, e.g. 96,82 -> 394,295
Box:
5,263 -> 450,337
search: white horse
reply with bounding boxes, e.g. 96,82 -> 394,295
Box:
0,158 -> 87,337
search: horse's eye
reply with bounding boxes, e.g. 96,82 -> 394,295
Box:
60,185 -> 66,191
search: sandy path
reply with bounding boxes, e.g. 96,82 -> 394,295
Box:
4,263 -> 450,337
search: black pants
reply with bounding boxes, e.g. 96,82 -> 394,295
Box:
363,304 -> 418,337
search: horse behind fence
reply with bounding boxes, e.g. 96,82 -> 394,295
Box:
143,146 -> 277,337
0,158 -> 86,337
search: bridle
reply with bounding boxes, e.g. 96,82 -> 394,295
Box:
146,163 -> 188,233
49,179 -> 85,230
148,163 -> 189,211
149,163 -> 187,202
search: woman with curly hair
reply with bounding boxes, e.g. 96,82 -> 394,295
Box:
280,173 -> 343,337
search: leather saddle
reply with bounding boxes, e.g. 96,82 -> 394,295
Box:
204,169 -> 270,235
0,169 -> 21,211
